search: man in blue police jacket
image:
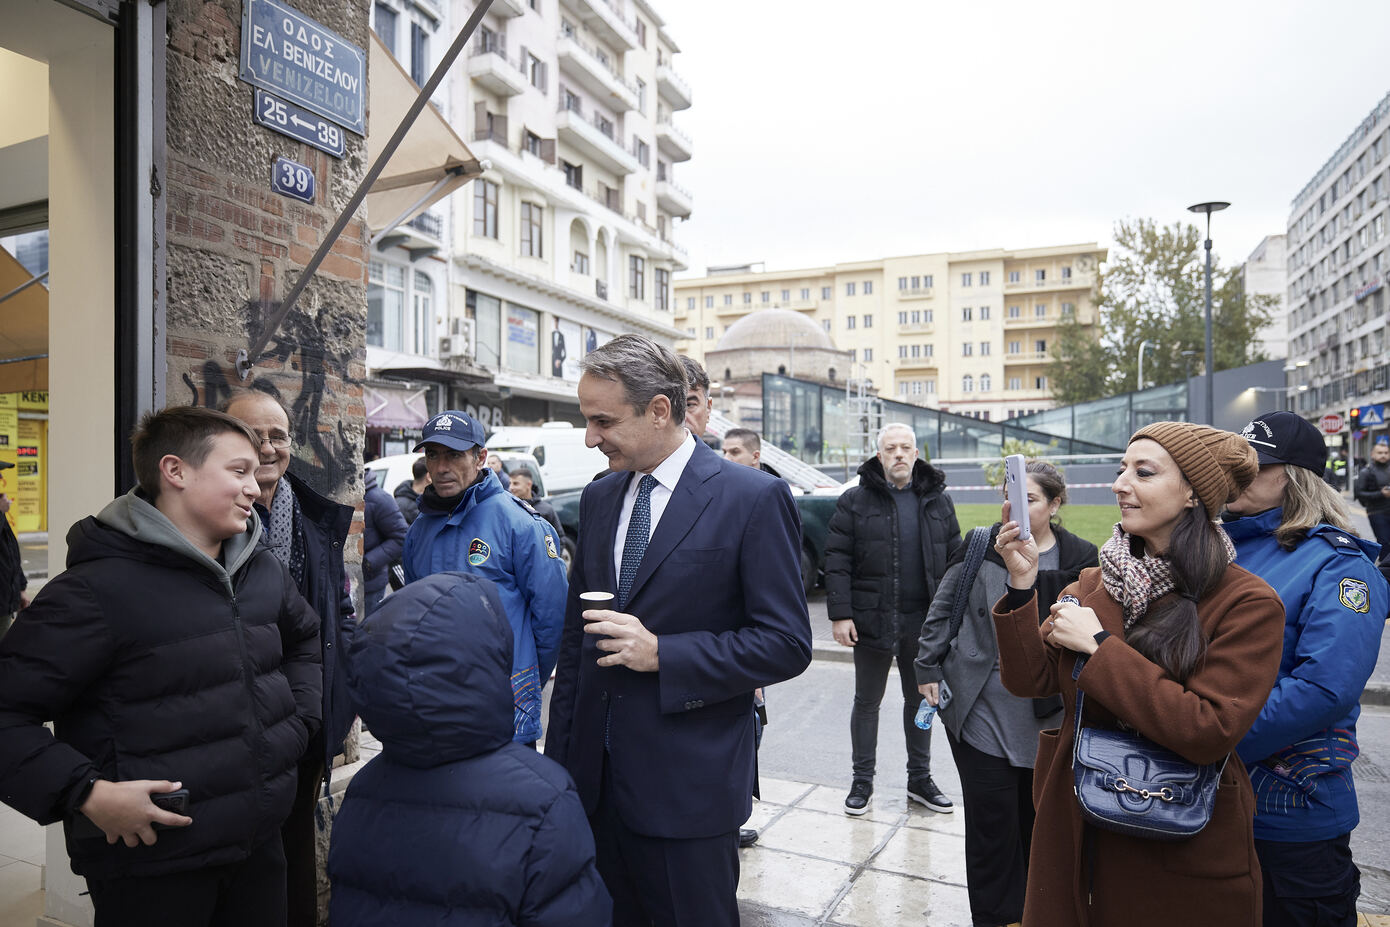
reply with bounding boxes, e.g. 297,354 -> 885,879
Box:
545,335 -> 813,927
402,410 -> 567,745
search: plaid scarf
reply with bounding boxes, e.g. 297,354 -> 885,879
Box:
262,478 -> 306,590
1098,523 -> 1235,628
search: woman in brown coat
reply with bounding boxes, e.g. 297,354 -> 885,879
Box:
992,421 -> 1285,927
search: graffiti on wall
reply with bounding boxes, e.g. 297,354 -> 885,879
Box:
180,298 -> 360,493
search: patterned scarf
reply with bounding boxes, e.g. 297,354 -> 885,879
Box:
1098,523 -> 1235,628
261,477 -> 306,589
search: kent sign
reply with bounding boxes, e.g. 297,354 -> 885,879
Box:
240,0 -> 365,136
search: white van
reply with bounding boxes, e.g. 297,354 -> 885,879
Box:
485,422 -> 608,494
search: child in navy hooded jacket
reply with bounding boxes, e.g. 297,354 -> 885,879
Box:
328,572 -> 610,926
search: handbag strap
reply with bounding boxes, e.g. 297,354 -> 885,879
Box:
946,527 -> 992,646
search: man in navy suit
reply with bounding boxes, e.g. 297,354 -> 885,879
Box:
545,335 -> 813,926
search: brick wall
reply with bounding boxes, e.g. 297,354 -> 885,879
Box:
162,0 -> 369,505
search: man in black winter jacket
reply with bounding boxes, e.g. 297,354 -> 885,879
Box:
825,423 -> 962,817
0,406 -> 322,926
1354,438 -> 1390,551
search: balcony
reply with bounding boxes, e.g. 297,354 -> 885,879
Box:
717,300 -> 752,317
899,321 -> 935,334
784,298 -> 818,312
1004,274 -> 1091,293
558,0 -> 639,50
556,106 -> 639,175
1004,352 -> 1052,363
491,0 -> 526,16
897,356 -> 939,372
655,118 -> 692,162
656,62 -> 691,110
468,48 -> 527,97
406,210 -> 443,239
896,286 -> 934,300
556,33 -> 638,111
1003,314 -> 1056,329
656,179 -> 692,218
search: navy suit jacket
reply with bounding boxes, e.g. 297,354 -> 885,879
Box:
544,439 -> 813,839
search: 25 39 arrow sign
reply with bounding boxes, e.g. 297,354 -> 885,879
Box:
254,89 -> 346,158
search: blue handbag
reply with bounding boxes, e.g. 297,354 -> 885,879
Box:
1070,666 -> 1226,842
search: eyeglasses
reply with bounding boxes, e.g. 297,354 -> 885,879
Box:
255,431 -> 293,449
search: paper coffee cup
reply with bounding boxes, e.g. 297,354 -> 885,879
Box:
579,591 -> 615,607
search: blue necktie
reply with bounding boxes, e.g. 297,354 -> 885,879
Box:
617,474 -> 657,610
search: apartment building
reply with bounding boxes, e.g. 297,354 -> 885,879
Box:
1242,234 -> 1288,361
1286,91 -> 1390,446
449,0 -> 690,426
674,244 -> 1104,422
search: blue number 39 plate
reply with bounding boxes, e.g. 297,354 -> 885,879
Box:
271,156 -> 316,204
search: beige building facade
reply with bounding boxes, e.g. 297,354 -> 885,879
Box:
675,243 -> 1104,422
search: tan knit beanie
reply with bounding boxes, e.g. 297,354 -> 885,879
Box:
1130,421 -> 1259,515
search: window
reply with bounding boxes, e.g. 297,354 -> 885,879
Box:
1008,340 -> 1021,354
1035,304 -> 1047,317
635,17 -> 647,46
572,250 -> 589,274
655,268 -> 669,311
704,296 -> 713,308
961,306 -> 973,321
980,341 -> 990,355
523,130 -> 542,156
473,180 -> 498,238
761,291 -> 770,303
629,255 -> 646,299
1061,302 -> 1075,316
846,282 -> 856,296
910,310 -> 920,323
923,275 -> 933,288
520,202 -> 542,257
900,382 -> 910,396
1061,266 -> 1072,279
924,309 -> 933,323
723,294 -> 733,305
1035,269 -> 1046,282
898,277 -> 908,290
822,319 -> 831,332
1035,376 -> 1047,389
1008,270 -> 1020,283
374,4 -> 397,52
962,342 -> 973,356
849,349 -> 857,362
528,53 -> 547,91
899,345 -> 908,358
562,87 -> 581,112
742,292 -> 752,304
685,297 -> 695,311
864,314 -> 873,328
863,280 -> 873,294
847,316 -> 857,329
801,288 -> 810,299
633,138 -> 650,169
822,286 -> 832,299
410,22 -> 429,86
635,77 -> 646,113
924,343 -> 933,357
910,344 -> 921,357
705,327 -> 714,339
898,311 -> 908,324
1008,304 -> 1020,318
962,374 -> 974,392
980,306 -> 990,320
979,271 -> 990,285
686,327 -> 695,336
781,289 -> 790,301
1008,377 -> 1021,390
863,348 -> 873,362
962,272 -> 973,287
1035,339 -> 1047,353
980,373 -> 991,392
562,159 -> 583,190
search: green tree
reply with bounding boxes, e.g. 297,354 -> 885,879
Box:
982,438 -> 1061,487
1051,218 -> 1275,403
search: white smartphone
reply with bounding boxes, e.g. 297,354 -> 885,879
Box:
1004,454 -> 1031,541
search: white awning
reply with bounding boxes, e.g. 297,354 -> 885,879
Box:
366,32 -> 481,236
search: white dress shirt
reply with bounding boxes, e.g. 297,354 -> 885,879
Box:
612,432 -> 697,579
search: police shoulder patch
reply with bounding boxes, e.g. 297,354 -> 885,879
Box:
468,537 -> 491,566
1339,576 -> 1371,613
544,534 -> 559,559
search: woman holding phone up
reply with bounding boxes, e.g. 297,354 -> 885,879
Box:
992,422 -> 1284,926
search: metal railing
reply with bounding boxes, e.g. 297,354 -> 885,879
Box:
555,30 -> 638,96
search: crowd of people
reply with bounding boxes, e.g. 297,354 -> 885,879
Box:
0,338 -> 1386,927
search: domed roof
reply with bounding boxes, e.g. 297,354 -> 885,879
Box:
714,309 -> 835,352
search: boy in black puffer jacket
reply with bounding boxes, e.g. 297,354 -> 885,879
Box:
329,571 -> 610,927
0,406 -> 322,926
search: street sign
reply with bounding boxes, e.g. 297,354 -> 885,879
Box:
271,156 -> 316,204
240,0 -> 365,136
253,89 -> 346,158
1320,413 -> 1344,434
1359,403 -> 1386,426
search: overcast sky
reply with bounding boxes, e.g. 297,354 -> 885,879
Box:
659,0 -> 1390,278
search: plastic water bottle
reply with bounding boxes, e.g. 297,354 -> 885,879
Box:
913,699 -> 938,730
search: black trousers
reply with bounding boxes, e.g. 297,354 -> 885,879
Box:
86,836 -> 286,927
1256,832 -> 1360,927
946,729 -> 1034,927
283,731 -> 326,927
591,758 -> 740,927
850,629 -> 931,781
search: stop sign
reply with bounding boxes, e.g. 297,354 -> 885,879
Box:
1320,413 -> 1344,434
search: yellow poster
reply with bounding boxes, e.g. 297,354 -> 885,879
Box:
0,392 -> 46,532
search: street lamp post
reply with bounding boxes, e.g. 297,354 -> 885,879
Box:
1137,339 -> 1156,391
1187,201 -> 1230,425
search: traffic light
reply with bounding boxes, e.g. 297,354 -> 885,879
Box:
1350,406 -> 1362,431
